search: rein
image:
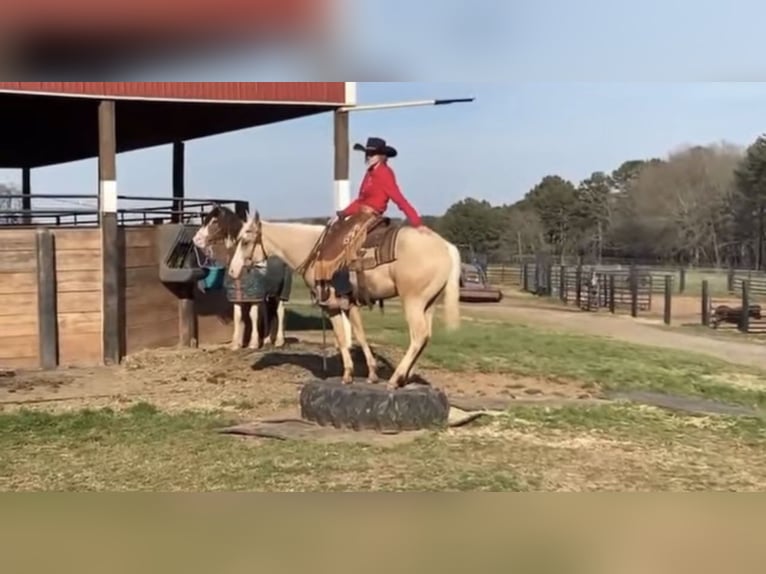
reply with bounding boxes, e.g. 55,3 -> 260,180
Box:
293,223 -> 331,277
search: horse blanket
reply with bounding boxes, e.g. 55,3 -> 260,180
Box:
224,255 -> 293,303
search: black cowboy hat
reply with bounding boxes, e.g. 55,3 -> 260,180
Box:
352,136 -> 398,158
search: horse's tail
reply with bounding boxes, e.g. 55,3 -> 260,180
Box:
442,241 -> 461,332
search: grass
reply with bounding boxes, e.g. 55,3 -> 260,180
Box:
5,288 -> 766,491
286,303 -> 766,409
2,402 -> 766,491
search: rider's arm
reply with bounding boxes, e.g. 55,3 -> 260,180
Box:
378,165 -> 422,227
339,199 -> 361,217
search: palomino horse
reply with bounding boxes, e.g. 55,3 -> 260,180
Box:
192,205 -> 292,350
227,211 -> 462,390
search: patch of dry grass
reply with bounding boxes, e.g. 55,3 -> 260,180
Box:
2,402 -> 765,491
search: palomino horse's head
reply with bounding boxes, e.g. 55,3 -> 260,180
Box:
229,211 -> 267,279
192,204 -> 244,253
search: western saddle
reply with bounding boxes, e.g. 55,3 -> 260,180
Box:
299,211 -> 402,308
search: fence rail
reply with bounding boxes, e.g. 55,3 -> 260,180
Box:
0,193 -> 247,227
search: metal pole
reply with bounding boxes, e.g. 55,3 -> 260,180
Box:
338,97 -> 475,113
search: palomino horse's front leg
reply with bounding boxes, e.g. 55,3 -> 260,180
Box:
347,304 -> 378,383
387,300 -> 431,390
328,310 -> 355,383
273,300 -> 286,348
248,303 -> 261,349
231,303 -> 245,350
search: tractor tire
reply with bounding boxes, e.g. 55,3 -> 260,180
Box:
299,379 -> 450,432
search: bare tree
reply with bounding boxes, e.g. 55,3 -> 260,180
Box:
622,143 -> 742,266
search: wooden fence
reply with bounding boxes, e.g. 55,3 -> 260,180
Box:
0,225 -> 233,371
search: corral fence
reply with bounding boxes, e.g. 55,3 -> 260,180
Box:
517,261 -> 657,318
701,272 -> 766,334
486,256 -> 766,333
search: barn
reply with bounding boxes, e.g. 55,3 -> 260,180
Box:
0,82 -> 357,370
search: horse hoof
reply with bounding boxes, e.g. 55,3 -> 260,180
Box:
342,372 -> 354,384
230,343 -> 243,351
367,374 -> 379,384
274,339 -> 285,348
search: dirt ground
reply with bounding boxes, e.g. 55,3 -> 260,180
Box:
0,336 -> 600,416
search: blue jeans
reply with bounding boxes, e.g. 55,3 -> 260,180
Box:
332,268 -> 353,296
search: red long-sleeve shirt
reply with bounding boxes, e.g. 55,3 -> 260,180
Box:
340,163 -> 422,227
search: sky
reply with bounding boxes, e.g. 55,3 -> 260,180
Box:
3,1 -> 766,218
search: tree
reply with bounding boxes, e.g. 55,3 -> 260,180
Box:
611,158 -> 663,194
438,197 -> 504,254
574,171 -> 613,263
523,175 -> 578,260
497,204 -> 546,262
620,144 -> 741,265
734,135 -> 766,270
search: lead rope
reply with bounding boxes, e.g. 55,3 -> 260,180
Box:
320,308 -> 328,376
293,223 -> 333,377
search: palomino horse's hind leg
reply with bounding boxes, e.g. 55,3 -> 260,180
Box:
347,304 -> 378,383
387,299 -> 431,390
404,305 -> 435,383
328,310 -> 355,383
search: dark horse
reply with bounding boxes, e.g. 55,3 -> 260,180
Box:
192,205 -> 293,349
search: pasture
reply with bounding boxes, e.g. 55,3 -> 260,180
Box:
2,299 -> 766,491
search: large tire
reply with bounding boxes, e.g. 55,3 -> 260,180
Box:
299,379 -> 450,432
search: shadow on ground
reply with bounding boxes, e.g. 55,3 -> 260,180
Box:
251,344 -> 430,384
284,308 -> 326,331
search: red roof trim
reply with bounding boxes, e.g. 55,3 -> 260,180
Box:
0,82 -> 348,105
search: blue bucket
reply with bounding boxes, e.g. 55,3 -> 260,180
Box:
202,265 -> 226,290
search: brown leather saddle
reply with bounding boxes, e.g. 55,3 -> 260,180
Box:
311,213 -> 402,281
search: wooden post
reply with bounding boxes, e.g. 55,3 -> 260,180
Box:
663,275 -> 672,325
575,265 -> 582,308
727,267 -> 734,293
740,280 -> 750,333
559,265 -> 566,302
629,265 -> 638,318
21,167 -> 31,225
701,280 -> 710,326
545,263 -> 553,296
522,263 -> 529,291
99,100 -> 122,366
36,229 -> 58,369
608,274 -> 616,314
333,110 -> 350,212
678,267 -> 686,294
171,141 -> 185,223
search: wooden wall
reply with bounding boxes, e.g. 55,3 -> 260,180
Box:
123,226 -> 178,355
52,229 -> 102,366
196,287 -> 233,346
0,229 -> 39,369
1,223 -> 237,371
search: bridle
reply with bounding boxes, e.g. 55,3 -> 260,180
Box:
239,221 -> 269,267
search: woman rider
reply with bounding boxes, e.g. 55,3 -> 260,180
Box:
320,136 -> 430,310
